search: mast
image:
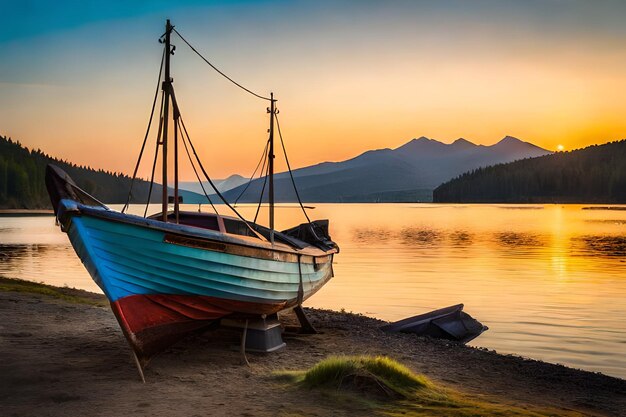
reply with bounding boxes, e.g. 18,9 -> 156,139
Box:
161,19 -> 173,222
268,93 -> 276,244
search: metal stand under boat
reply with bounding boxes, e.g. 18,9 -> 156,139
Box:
222,316 -> 286,353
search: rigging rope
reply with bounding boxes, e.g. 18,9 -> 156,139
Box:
143,89 -> 167,218
172,28 -> 271,102
144,115 -> 163,218
275,113 -> 311,223
178,115 -> 261,234
233,138 -> 270,206
253,154 -> 270,224
122,47 -> 166,213
177,118 -> 219,214
125,28 -> 310,239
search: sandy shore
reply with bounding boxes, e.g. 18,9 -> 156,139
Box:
0,209 -> 54,216
0,283 -> 624,417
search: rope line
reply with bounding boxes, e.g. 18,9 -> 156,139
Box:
254,157 -> 270,224
144,113 -> 163,218
144,89 -> 166,218
296,254 -> 304,305
234,138 -> 270,206
173,28 -> 271,102
178,118 -> 219,214
123,27 -> 313,243
178,115 -> 261,236
123,47 -> 166,213
252,143 -> 269,222
275,113 -> 311,223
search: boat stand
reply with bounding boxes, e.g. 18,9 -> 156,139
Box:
222,315 -> 286,354
293,306 -> 318,334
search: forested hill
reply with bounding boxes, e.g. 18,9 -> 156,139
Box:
433,140 -> 626,203
0,135 -> 203,209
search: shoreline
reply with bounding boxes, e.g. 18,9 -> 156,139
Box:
0,278 -> 624,416
0,209 -> 54,216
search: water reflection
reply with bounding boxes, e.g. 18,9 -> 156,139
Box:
498,206 -> 544,210
448,230 -> 473,246
572,235 -> 626,257
0,244 -> 52,265
585,219 -> 626,225
352,227 -> 472,248
352,228 -> 393,243
494,232 -> 546,248
399,227 -> 442,246
0,243 -> 97,292
582,206 -> 626,211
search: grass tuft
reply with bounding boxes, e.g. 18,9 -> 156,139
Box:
275,355 -> 583,417
302,355 -> 430,398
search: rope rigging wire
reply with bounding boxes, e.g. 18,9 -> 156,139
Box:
126,27 -> 312,235
254,153 -> 270,224
143,111 -> 164,218
275,113 -> 311,223
178,115 -> 260,234
172,28 -> 271,102
177,117 -> 219,214
122,47 -> 166,214
169,27 -> 275,232
233,138 -> 270,207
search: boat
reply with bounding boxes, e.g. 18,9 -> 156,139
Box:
380,304 -> 488,344
45,20 -> 339,378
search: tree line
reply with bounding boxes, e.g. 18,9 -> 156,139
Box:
0,135 -> 160,209
433,140 -> 626,203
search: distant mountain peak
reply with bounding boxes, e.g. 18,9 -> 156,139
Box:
497,136 -> 523,145
492,136 -> 549,153
451,138 -> 477,148
395,136 -> 446,153
224,174 -> 245,180
403,136 -> 433,145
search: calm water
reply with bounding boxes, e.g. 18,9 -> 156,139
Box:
1,204 -> 625,379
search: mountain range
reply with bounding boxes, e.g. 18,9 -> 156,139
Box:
179,175 -> 248,196
0,133 -> 551,209
206,136 -> 550,203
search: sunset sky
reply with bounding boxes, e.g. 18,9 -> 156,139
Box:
2,1 -> 626,180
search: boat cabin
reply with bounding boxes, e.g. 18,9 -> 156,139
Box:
149,211 -> 261,239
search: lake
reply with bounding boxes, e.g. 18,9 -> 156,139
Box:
1,203 -> 625,379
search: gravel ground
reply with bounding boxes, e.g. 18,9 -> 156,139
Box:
0,289 -> 624,416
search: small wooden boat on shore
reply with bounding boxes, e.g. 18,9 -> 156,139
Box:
381,304 -> 487,344
45,20 -> 338,378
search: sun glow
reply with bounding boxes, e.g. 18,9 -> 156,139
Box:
557,145 -> 565,152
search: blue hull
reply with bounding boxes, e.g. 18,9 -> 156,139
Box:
68,213 -> 333,305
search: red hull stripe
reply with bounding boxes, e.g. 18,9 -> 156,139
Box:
110,294 -> 290,364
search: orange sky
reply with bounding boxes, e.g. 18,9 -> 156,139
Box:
2,2 -> 626,180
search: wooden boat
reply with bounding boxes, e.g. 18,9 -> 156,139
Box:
45,20 -> 338,377
380,304 -> 487,344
